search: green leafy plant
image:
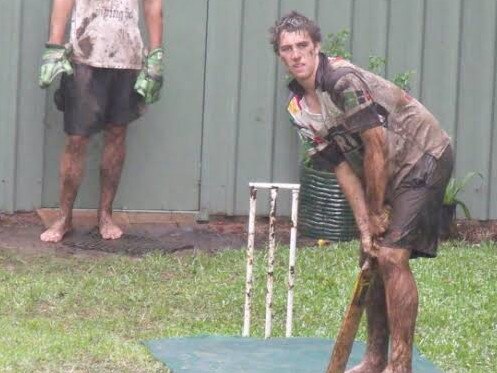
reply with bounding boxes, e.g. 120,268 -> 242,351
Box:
321,30 -> 352,60
367,56 -> 387,75
321,29 -> 414,92
393,70 -> 415,92
443,172 -> 484,219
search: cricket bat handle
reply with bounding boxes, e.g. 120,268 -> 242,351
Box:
325,258 -> 375,373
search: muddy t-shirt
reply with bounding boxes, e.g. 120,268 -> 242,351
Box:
319,57 -> 450,190
70,0 -> 143,69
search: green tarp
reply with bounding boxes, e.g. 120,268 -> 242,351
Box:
144,335 -> 443,372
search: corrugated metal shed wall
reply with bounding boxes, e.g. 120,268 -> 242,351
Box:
1,0 -> 496,219
0,0 -> 48,212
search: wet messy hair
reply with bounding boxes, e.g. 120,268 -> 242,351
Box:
269,11 -> 321,54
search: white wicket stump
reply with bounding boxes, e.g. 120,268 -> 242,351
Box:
243,182 -> 300,339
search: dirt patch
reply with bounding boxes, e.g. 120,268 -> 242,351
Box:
0,213 -> 316,258
453,219 -> 497,243
0,213 -> 495,258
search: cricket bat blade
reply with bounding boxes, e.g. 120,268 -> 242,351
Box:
325,259 -> 375,373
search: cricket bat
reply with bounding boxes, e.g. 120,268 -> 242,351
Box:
325,258 -> 375,373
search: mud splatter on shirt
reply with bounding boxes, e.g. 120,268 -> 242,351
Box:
70,0 -> 143,69
288,54 -> 451,192
324,57 -> 450,190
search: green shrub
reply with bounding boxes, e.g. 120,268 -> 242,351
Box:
443,172 -> 484,219
321,30 -> 414,91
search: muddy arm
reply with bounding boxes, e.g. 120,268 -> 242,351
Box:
47,0 -> 75,44
334,161 -> 373,255
360,126 -> 389,235
143,0 -> 163,49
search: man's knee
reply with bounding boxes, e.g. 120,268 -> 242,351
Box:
65,135 -> 89,154
374,244 -> 411,276
104,124 -> 128,141
103,126 -> 127,149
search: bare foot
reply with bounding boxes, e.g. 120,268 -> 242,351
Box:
40,217 -> 72,243
346,360 -> 386,373
99,215 -> 123,240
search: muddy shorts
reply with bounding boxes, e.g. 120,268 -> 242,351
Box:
55,63 -> 144,136
378,145 -> 454,258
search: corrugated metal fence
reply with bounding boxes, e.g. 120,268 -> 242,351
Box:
0,0 -> 496,219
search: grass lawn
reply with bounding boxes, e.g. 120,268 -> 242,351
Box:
0,240 -> 495,372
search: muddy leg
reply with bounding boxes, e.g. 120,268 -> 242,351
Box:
346,272 -> 389,373
40,135 -> 89,242
378,247 -> 417,373
98,124 -> 127,240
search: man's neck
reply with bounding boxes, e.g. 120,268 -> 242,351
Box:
297,77 -> 315,94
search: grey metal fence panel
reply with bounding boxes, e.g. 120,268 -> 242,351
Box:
15,0 -> 50,211
454,0 -> 496,219
200,0 -> 245,216
233,0 -> 280,214
317,0 -> 353,37
0,1 -> 22,212
491,98 -> 497,217
352,0 -> 389,75
421,0 -> 461,140
386,0 -> 424,98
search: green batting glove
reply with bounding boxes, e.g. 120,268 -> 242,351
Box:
134,47 -> 164,104
39,43 -> 73,89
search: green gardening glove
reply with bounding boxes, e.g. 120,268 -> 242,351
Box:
39,43 -> 73,89
134,47 -> 164,104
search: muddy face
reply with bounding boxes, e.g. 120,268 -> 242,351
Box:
278,30 -> 320,82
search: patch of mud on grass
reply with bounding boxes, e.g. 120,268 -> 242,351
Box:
0,213 -> 496,258
0,213 -> 316,258
454,219 -> 497,243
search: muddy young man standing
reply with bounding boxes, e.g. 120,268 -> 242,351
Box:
270,11 -> 453,373
39,0 -> 163,242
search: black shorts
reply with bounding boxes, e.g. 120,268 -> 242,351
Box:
378,145 -> 454,258
55,63 -> 144,136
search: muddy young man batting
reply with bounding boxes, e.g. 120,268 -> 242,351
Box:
271,11 -> 453,373
39,0 -> 163,242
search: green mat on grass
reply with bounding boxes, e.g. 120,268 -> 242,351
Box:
144,336 -> 442,372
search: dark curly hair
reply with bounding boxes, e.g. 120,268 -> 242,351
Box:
269,11 -> 321,54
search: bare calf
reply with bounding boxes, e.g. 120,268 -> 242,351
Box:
40,135 -> 89,242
